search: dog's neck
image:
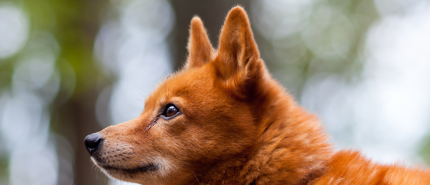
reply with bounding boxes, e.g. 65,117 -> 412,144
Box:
245,79 -> 332,184
194,78 -> 333,185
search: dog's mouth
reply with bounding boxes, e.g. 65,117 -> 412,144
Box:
91,156 -> 158,175
100,163 -> 158,174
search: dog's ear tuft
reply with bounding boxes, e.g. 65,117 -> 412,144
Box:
213,6 -> 264,96
185,16 -> 215,69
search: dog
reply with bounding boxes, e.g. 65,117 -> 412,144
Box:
84,6 -> 430,185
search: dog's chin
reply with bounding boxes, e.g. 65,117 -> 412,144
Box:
91,157 -> 159,181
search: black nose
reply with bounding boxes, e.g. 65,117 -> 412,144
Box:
84,133 -> 103,155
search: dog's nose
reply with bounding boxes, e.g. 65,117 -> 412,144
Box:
84,133 -> 103,155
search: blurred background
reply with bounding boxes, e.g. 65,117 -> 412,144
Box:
0,0 -> 429,184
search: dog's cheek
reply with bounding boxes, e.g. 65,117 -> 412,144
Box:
149,119 -> 191,155
166,119 -> 188,136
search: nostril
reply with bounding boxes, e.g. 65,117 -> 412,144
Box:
84,133 -> 103,155
85,137 -> 101,148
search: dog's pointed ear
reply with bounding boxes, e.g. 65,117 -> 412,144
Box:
215,6 -> 261,79
214,6 -> 264,96
185,16 -> 215,69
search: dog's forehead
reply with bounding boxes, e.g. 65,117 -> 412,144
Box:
145,67 -> 214,107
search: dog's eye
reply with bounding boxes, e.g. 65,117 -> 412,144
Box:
162,104 -> 179,118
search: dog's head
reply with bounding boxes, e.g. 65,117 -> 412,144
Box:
85,6 -> 268,184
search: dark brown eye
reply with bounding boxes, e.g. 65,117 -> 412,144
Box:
163,104 -> 179,118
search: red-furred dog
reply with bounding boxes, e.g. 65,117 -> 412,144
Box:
85,6 -> 430,185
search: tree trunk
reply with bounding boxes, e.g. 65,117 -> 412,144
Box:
49,1 -> 108,185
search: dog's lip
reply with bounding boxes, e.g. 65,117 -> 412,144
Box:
91,155 -> 158,174
100,163 -> 158,174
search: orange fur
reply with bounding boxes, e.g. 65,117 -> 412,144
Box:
86,6 -> 430,185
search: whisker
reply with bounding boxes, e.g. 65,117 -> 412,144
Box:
183,162 -> 200,185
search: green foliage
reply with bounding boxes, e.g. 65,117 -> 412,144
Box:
256,0 -> 379,98
0,155 -> 8,184
420,136 -> 430,165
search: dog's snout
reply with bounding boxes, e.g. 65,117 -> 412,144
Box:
84,133 -> 103,155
